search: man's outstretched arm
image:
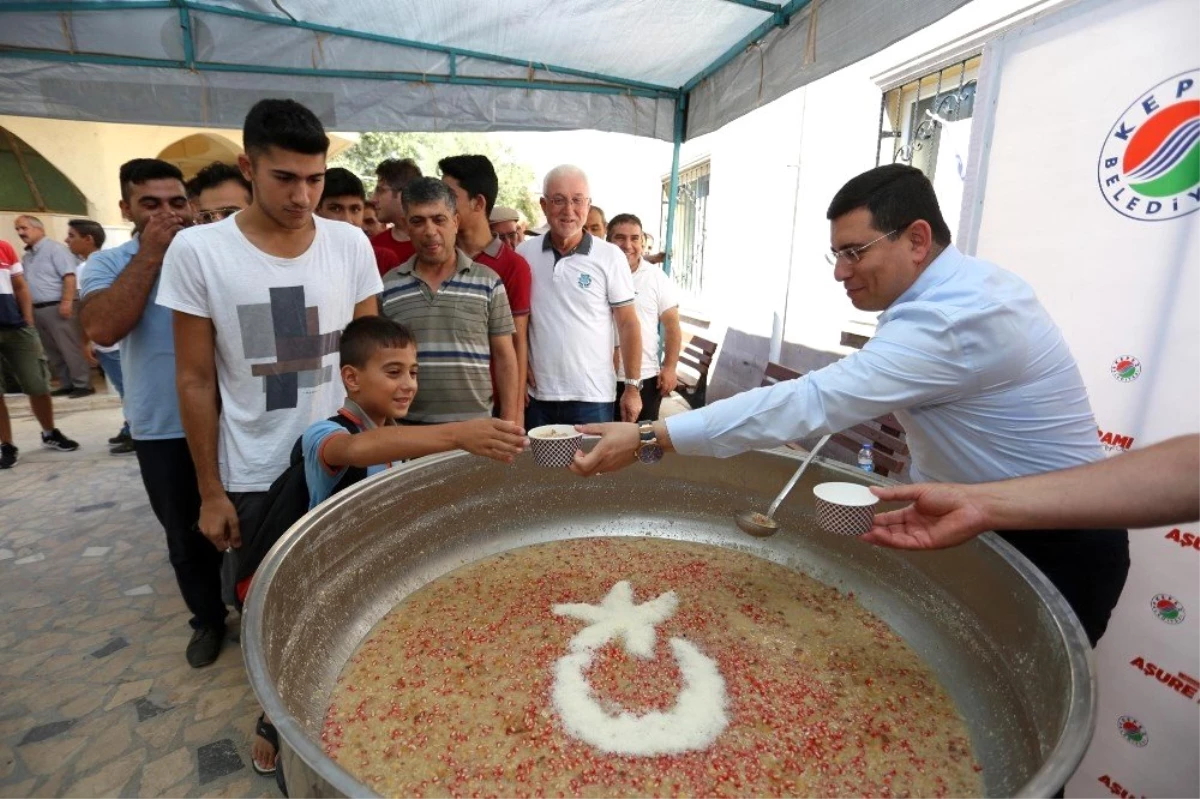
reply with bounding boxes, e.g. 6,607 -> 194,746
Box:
865,434 -> 1200,550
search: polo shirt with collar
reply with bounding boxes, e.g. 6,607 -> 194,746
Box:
21,237 -> 77,303
472,235 -> 531,317
516,231 -> 636,403
380,249 -> 514,423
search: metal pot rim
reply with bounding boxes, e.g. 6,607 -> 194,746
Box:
243,449 -> 1096,798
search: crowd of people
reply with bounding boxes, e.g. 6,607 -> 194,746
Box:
0,97 -> 686,779
3,95 -> 1196,789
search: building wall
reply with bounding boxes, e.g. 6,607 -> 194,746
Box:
674,0 -> 1057,399
0,117 -> 352,255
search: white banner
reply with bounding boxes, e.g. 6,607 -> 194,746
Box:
963,0 -> 1199,796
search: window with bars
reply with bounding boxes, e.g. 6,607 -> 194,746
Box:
876,55 -> 982,178
660,159 -> 710,297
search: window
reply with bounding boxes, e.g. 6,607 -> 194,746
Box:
876,55 -> 982,178
660,159 -> 710,297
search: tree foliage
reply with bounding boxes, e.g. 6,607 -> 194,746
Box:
331,132 -> 540,224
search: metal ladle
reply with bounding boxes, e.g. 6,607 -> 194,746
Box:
735,434 -> 832,537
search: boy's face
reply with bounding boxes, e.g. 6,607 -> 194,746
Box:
346,344 -> 418,419
317,195 -> 365,228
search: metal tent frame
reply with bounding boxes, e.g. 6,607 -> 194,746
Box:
0,0 -> 972,270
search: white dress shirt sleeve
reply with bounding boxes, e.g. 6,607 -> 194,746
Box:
666,303 -> 981,458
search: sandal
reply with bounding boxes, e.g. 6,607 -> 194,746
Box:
251,713 -> 279,777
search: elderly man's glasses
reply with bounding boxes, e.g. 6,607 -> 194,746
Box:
196,207 -> 241,225
824,230 -> 898,265
544,195 -> 589,210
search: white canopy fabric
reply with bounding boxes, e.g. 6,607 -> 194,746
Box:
0,0 -> 972,142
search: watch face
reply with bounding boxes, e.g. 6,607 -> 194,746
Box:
637,444 -> 664,464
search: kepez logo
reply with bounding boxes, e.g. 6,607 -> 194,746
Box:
1110,355 -> 1142,383
1151,593 -> 1186,624
1098,70 -> 1199,221
1117,715 -> 1149,747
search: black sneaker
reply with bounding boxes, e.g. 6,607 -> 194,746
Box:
108,429 -> 131,445
50,386 -> 73,397
0,443 -> 17,469
186,624 -> 226,668
109,439 -> 136,455
41,428 -> 80,452
67,387 -> 96,399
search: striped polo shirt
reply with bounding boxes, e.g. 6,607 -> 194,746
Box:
381,250 -> 515,423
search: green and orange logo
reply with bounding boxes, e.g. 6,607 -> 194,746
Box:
1098,70 -> 1199,221
1152,593 -> 1185,625
1110,355 -> 1142,383
1118,715 -> 1149,747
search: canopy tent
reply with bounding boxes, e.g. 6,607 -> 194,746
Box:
0,0 -> 972,257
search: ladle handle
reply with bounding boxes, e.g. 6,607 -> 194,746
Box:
767,434 -> 833,517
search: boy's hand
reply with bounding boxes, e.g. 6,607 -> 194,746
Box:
457,418 -> 528,463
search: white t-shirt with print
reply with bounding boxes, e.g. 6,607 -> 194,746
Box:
157,214 -> 382,492
617,260 -> 680,380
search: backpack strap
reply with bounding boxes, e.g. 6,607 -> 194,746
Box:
327,412 -> 369,494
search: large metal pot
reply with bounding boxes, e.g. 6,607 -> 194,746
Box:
244,447 -> 1095,798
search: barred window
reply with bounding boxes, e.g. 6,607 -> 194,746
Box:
660,159 -> 711,297
877,55 -> 982,178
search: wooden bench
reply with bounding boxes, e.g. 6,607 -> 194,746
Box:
677,334 -> 719,409
759,361 -> 910,478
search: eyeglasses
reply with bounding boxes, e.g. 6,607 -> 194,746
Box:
196,207 -> 241,225
544,195 -> 590,210
825,230 -> 898,265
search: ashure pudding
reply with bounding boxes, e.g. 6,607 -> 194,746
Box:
324,537 -> 981,798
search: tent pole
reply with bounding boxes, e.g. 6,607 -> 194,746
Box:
663,93 -> 686,278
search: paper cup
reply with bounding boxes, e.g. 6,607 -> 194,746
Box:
812,482 -> 879,536
528,425 -> 583,468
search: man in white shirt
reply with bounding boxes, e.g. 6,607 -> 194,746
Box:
608,213 -> 681,422
574,164 -> 1129,648
516,165 -> 642,426
158,99 -> 382,562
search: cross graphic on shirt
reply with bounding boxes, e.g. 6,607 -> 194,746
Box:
237,285 -> 340,411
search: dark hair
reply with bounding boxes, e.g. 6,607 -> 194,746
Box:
67,219 -> 106,249
185,161 -> 251,201
606,213 -> 643,239
826,164 -> 952,247
400,177 -> 456,214
340,316 -> 416,368
375,158 -> 422,193
321,167 -> 366,204
243,98 -> 329,157
118,158 -> 184,202
589,204 -> 606,226
437,154 -> 498,215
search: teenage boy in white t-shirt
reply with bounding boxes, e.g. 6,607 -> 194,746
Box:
158,98 -> 382,560
607,213 -> 682,422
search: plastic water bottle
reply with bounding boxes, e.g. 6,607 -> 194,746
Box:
857,443 -> 875,473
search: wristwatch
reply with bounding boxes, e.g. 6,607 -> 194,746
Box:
635,422 -> 664,464
623,378 -> 643,390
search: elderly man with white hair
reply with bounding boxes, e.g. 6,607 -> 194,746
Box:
14,214 -> 94,397
517,165 -> 642,427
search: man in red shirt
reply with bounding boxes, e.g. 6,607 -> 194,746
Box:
0,238 -> 80,468
317,167 -> 401,276
370,157 -> 422,273
438,155 -> 532,413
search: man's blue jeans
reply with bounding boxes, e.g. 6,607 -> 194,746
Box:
525,398 -> 614,428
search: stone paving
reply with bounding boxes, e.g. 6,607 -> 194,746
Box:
1,402 -> 274,798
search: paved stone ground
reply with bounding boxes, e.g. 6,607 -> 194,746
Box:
0,403 -> 275,798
